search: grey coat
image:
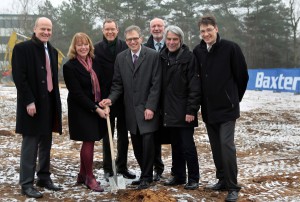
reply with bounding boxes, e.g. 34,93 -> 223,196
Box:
109,46 -> 161,134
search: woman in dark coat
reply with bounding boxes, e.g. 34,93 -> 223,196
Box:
63,32 -> 108,192
160,26 -> 201,190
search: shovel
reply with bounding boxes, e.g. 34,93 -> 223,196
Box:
106,115 -> 126,192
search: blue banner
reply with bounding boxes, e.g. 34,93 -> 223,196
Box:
247,68 -> 300,93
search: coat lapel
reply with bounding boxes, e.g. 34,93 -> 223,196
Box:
133,46 -> 146,74
125,50 -> 135,72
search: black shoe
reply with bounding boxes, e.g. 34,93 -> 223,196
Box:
225,190 -> 239,202
118,170 -> 136,179
104,172 -> 113,182
205,180 -> 227,191
36,179 -> 62,191
131,179 -> 141,185
153,172 -> 162,181
184,181 -> 199,190
164,177 -> 186,186
21,187 -> 43,198
137,180 -> 150,190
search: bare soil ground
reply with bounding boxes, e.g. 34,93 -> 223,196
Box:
0,86 -> 299,201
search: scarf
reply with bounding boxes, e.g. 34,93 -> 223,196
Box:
77,56 -> 101,102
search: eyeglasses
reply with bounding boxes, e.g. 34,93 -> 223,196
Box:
126,37 -> 140,42
104,28 -> 117,32
200,27 -> 215,35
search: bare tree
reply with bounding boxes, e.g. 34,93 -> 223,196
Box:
288,0 -> 300,67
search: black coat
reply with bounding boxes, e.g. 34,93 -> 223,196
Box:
193,34 -> 249,123
160,44 -> 201,127
144,35 -> 166,52
63,59 -> 106,141
109,46 -> 162,134
12,34 -> 62,135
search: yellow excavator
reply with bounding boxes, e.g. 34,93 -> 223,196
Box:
1,31 -> 65,85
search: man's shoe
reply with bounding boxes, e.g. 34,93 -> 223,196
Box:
131,179 -> 141,185
118,170 -> 136,179
104,172 -> 113,182
36,179 -> 62,191
225,190 -> 239,202
205,180 -> 227,191
153,172 -> 162,181
21,187 -> 43,198
184,181 -> 199,190
164,177 -> 186,186
137,180 -> 150,190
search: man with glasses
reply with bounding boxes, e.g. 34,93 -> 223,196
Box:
94,19 -> 136,182
100,25 -> 161,190
144,17 -> 166,182
193,14 -> 249,202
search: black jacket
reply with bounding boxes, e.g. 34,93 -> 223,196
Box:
94,37 -> 128,117
144,35 -> 166,52
193,34 -> 249,123
12,34 -> 62,135
160,44 -> 201,127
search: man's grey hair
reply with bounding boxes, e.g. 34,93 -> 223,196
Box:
124,25 -> 142,38
164,25 -> 184,45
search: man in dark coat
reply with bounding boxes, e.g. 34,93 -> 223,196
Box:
12,17 -> 62,198
193,15 -> 249,202
100,25 -> 161,190
94,19 -> 136,181
144,17 -> 166,181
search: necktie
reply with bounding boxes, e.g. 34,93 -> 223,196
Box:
133,54 -> 138,65
157,42 -> 162,52
45,47 -> 53,92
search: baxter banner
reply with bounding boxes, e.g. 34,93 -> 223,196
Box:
247,68 -> 300,93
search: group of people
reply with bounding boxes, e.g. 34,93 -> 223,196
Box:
12,14 -> 248,202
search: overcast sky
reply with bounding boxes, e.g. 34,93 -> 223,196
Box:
0,0 -> 63,14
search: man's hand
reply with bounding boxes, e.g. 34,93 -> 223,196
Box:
27,102 -> 36,117
99,99 -> 112,108
144,109 -> 154,120
185,114 -> 195,123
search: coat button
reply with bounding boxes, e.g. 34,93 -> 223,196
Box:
164,123 -> 167,126
205,74 -> 208,78
41,66 -> 44,69
41,80 -> 45,83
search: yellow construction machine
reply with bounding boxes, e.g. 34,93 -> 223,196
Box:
1,31 -> 65,85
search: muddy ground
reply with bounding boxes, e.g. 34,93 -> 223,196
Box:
0,86 -> 299,201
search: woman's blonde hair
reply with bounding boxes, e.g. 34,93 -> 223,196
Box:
67,32 -> 95,59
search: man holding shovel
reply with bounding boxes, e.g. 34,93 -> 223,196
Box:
100,25 -> 161,190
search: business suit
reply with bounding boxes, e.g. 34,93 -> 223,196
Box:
108,45 -> 161,183
12,33 -> 62,189
144,34 -> 165,177
94,37 -> 129,174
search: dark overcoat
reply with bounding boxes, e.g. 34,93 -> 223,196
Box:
160,44 -> 201,128
63,58 -> 106,141
12,34 -> 62,135
93,37 -> 128,117
193,34 -> 249,123
109,46 -> 162,134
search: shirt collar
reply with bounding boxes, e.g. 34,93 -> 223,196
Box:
131,46 -> 141,57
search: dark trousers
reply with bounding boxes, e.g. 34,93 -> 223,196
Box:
102,110 -> 128,173
131,130 -> 155,182
168,127 -> 199,182
19,133 -> 52,188
205,120 -> 241,191
153,131 -> 164,175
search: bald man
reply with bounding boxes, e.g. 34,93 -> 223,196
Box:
144,17 -> 166,181
12,17 -> 62,198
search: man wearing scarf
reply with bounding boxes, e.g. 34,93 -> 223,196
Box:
94,19 -> 136,181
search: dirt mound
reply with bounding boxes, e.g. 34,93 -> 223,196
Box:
117,189 -> 176,202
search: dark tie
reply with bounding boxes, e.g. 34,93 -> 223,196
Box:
133,54 -> 138,65
45,46 -> 53,92
157,42 -> 162,52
